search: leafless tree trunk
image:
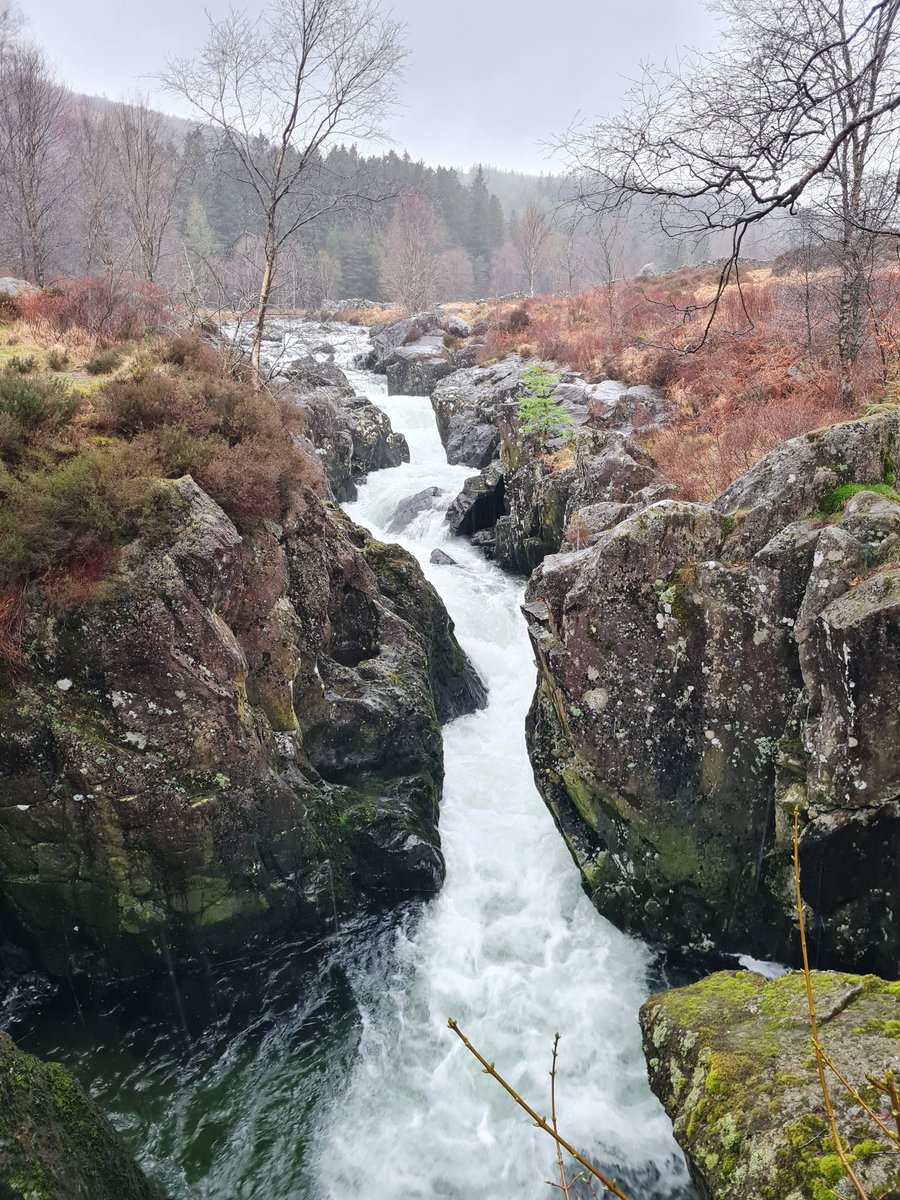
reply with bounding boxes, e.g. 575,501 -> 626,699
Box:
512,202 -> 551,296
73,103 -> 121,275
0,42 -> 68,285
112,94 -> 185,285
162,0 -> 406,384
312,247 -> 342,306
562,0 -> 900,376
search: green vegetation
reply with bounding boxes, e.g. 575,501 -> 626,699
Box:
517,363 -> 573,438
84,348 -> 124,375
0,330 -> 323,664
821,481 -> 900,513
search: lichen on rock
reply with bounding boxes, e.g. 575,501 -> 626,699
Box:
524,409 -> 900,974
0,474 -> 483,982
641,969 -> 900,1200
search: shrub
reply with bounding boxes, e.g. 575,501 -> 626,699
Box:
517,363 -> 573,439
17,277 -> 169,346
0,292 -> 21,323
158,332 -> 222,374
0,588 -> 25,665
0,375 -> 79,462
140,422 -> 225,478
0,442 -> 157,586
505,305 -> 530,333
96,371 -> 202,436
84,348 -> 123,375
195,433 -> 322,528
46,348 -> 69,371
6,354 -> 35,375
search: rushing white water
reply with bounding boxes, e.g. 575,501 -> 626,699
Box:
8,321 -> 690,1199
304,328 -> 689,1200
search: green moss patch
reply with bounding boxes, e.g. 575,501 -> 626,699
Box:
821,482 -> 900,513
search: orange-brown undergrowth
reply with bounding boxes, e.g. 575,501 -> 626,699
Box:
475,264 -> 900,501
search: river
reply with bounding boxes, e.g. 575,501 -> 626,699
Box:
6,323 -> 691,1200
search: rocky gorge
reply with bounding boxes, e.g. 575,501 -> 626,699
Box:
2,312 -> 899,1200
357,309 -> 900,1197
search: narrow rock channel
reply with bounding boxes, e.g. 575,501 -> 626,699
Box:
9,324 -> 691,1200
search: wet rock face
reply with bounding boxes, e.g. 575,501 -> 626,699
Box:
363,311 -> 479,397
641,970 -> 900,1200
0,479 -> 483,982
282,356 -> 409,501
0,1028 -> 164,1199
386,487 -> 443,534
525,411 -> 900,975
435,353 -> 669,574
431,358 -> 523,468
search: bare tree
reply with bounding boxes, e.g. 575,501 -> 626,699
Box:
113,94 -> 186,284
435,247 -> 475,301
379,193 -> 439,311
512,202 -> 551,296
311,247 -> 342,305
162,0 -> 406,382
587,211 -> 628,344
73,103 -> 122,275
489,240 -> 520,296
0,2 -> 22,60
0,41 -> 69,284
563,0 -> 900,384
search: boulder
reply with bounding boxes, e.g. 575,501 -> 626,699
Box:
641,970 -> 900,1200
360,312 -> 481,397
384,334 -> 452,396
432,358 -> 667,571
0,479 -> 482,982
524,411 -> 900,975
429,549 -> 458,566
494,458 -> 575,575
445,315 -> 470,338
0,1029 -> 164,1200
713,410 -> 900,556
342,395 -> 410,477
0,277 -> 39,296
386,486 -> 444,534
282,357 -> 408,501
430,357 -> 524,468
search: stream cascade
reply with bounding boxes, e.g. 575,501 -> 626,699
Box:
8,323 -> 690,1200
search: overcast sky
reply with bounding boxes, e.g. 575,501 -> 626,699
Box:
24,0 -> 719,173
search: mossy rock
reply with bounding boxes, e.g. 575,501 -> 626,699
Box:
641,970 -> 900,1200
0,1030 -> 164,1200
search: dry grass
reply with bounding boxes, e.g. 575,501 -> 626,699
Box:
469,264 -> 900,498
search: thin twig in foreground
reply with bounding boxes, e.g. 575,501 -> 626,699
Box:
820,1049 -> 900,1148
551,1033 -> 572,1200
448,1019 -> 634,1200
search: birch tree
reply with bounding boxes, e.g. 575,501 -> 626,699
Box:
113,95 -> 186,284
512,202 -> 551,296
0,42 -> 68,284
162,0 -> 406,382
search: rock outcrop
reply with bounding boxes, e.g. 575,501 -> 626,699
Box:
524,411 -> 900,975
0,1029 -> 163,1200
0,476 -> 484,982
362,312 -> 480,397
282,356 -> 409,501
641,970 -> 900,1200
436,356 -> 669,573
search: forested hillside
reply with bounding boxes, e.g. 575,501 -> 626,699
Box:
0,18 -> 761,313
